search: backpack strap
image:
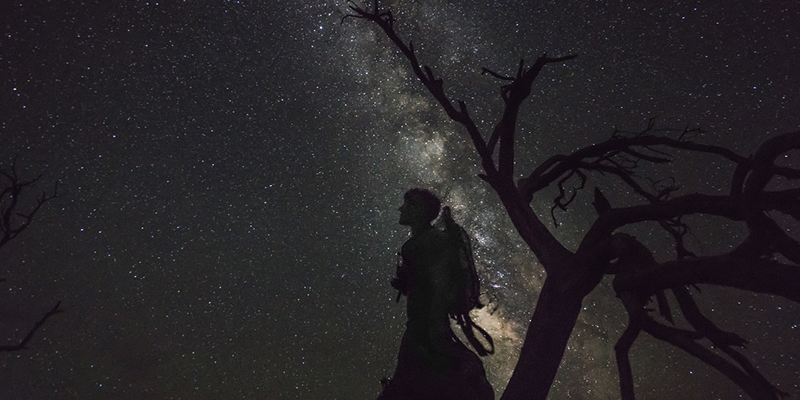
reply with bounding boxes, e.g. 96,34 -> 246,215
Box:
456,314 -> 495,356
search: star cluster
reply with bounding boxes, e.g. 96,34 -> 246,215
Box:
1,1 -> 798,399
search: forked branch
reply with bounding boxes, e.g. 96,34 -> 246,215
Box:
344,0 -> 497,178
1,159 -> 59,249
345,1 -> 576,185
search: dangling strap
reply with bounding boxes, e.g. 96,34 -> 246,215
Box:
393,251 -> 408,303
457,315 -> 495,356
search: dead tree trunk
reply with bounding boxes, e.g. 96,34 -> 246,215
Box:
503,278 -> 584,399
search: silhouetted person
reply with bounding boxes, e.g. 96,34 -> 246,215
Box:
377,188 -> 494,400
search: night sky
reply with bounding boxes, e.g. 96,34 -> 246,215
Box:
1,1 -> 799,399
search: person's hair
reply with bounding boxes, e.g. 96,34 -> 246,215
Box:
404,188 -> 441,224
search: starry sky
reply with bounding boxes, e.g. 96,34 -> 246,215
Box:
1,1 -> 799,399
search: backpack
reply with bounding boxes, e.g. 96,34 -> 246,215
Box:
439,206 -> 494,356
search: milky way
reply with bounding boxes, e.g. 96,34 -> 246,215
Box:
1,1 -> 799,399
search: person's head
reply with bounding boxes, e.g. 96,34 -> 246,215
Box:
399,188 -> 441,227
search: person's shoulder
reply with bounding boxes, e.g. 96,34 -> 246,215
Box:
421,226 -> 448,241
423,229 -> 458,256
405,227 -> 447,250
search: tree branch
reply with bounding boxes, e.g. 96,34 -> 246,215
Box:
481,67 -> 514,81
640,315 -> 786,400
344,1 -> 497,179
672,286 -> 747,347
518,130 -> 750,203
0,302 -> 62,352
0,161 -> 59,249
594,193 -> 743,238
495,54 -> 576,182
614,319 -> 641,400
616,255 -> 800,303
742,131 -> 800,196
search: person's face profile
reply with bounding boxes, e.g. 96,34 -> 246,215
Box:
398,198 -> 424,226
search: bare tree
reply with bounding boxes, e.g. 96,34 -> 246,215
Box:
345,2 -> 800,399
0,158 -> 61,352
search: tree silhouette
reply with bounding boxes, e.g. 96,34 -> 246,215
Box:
0,158 -> 61,352
345,2 -> 799,399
